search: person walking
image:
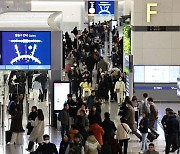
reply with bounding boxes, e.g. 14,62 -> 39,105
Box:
139,112 -> 149,152
116,118 -> 132,154
58,103 -> 70,138
26,109 -> 44,152
147,97 -> 159,139
114,77 -> 126,106
32,77 -> 43,106
124,101 -> 142,141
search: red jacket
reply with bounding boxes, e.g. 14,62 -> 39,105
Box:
89,123 -> 104,145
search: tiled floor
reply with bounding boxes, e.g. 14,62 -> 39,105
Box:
0,97 -> 179,154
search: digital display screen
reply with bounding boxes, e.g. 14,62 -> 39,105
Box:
134,65 -> 180,83
0,31 -> 51,70
88,1 -> 114,16
145,66 -> 169,83
54,82 -> 71,111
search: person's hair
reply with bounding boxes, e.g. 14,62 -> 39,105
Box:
147,97 -> 153,102
88,131 -> 94,136
11,93 -> 17,101
71,124 -> 78,129
64,103 -> 69,108
104,112 -> 110,118
91,90 -> 95,93
80,110 -> 86,116
143,93 -> 148,98
32,106 -> 37,110
132,96 -> 137,101
165,108 -> 172,112
74,134 -> 81,138
120,117 -> 126,123
127,100 -> 134,107
124,96 -> 130,103
149,143 -> 154,147
37,109 -> 44,121
142,112 -> 147,116
34,77 -> 39,82
43,134 -> 49,140
81,103 -> 87,108
67,94 -> 72,97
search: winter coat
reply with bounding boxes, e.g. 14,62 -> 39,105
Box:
116,123 -> 131,140
143,150 -> 159,154
29,117 -> 44,143
10,110 -> 24,133
27,111 -> 37,135
35,142 -> 58,154
75,116 -> 89,130
59,109 -> 69,126
149,103 -> 158,122
86,95 -> 95,109
88,111 -> 102,125
124,105 -> 136,131
101,118 -> 117,140
85,135 -> 101,154
139,117 -> 149,133
89,124 -> 104,145
59,140 -> 69,154
114,81 -> 126,94
166,114 -> 179,134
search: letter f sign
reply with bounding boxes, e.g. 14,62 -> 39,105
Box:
147,3 -> 158,23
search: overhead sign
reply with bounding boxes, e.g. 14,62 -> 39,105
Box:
88,1 -> 114,16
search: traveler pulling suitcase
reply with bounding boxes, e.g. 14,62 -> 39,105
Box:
5,118 -> 12,144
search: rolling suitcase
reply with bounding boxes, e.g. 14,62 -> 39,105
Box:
5,118 -> 12,144
147,132 -> 156,142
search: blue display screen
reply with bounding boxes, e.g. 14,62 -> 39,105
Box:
96,1 -> 114,16
1,31 -> 51,70
88,1 -> 114,16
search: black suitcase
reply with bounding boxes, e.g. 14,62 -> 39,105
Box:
147,132 -> 156,142
5,118 -> 12,144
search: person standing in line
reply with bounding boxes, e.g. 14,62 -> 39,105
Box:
88,105 -> 102,125
114,76 -> 126,106
143,143 -> 159,154
86,90 -> 96,109
58,103 -> 70,138
147,97 -> 159,139
59,134 -> 70,154
26,109 -> 44,152
10,105 -> 24,144
139,112 -> 149,153
116,118 -> 132,154
32,77 -> 43,106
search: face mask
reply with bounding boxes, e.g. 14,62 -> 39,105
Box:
44,140 -> 50,144
74,64 -> 77,66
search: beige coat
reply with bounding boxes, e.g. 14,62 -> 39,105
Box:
85,135 -> 101,154
116,123 -> 131,140
29,117 -> 44,143
114,81 -> 126,93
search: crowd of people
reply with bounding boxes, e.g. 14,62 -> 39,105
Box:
5,24 -> 180,154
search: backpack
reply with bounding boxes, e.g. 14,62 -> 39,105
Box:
7,100 -> 15,115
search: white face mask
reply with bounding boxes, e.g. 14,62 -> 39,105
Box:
44,140 -> 50,144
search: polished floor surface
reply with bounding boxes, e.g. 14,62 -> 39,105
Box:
0,96 -> 179,154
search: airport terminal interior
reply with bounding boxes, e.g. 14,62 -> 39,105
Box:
0,0 -> 180,154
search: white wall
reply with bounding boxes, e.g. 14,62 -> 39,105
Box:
31,1 -> 85,32
131,0 -> 180,65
